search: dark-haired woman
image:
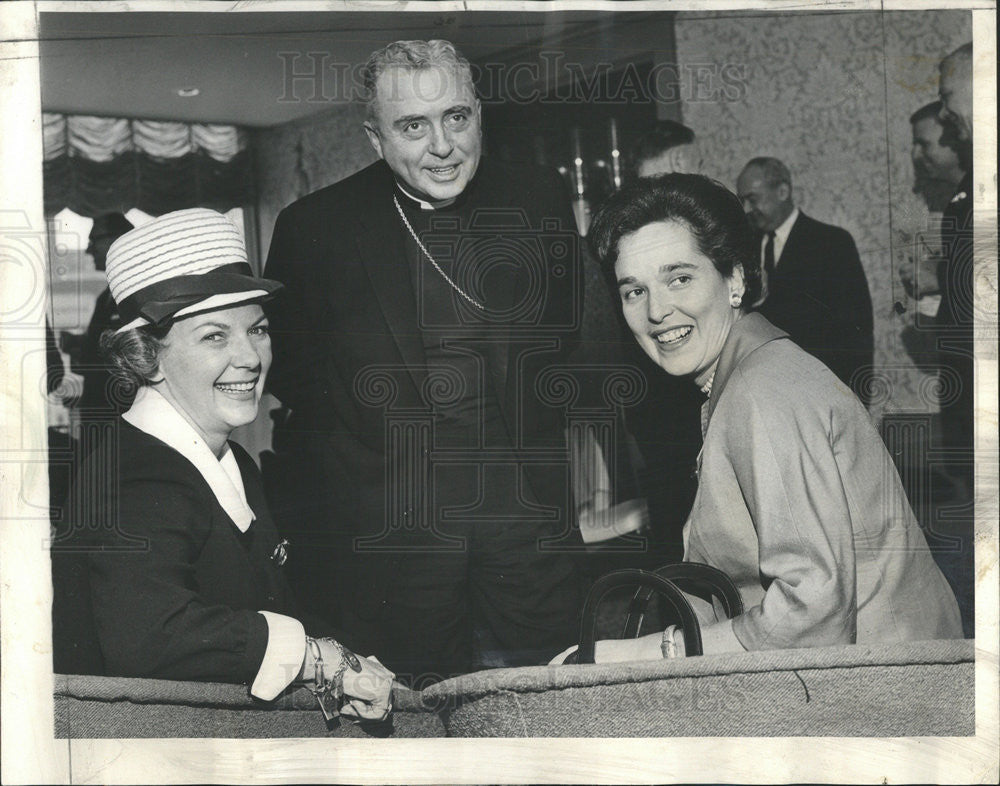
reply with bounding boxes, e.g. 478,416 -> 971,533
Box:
553,175 -> 961,663
52,208 -> 393,720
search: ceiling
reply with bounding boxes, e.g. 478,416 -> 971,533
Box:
38,9 -> 652,127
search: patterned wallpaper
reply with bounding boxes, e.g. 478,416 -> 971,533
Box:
252,103 -> 377,262
675,9 -> 972,419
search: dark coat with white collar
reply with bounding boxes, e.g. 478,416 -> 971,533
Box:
51,420 -> 310,682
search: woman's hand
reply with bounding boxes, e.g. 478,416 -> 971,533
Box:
307,639 -> 395,722
340,654 -> 394,722
549,632 -> 666,665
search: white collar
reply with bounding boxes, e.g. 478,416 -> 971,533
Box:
123,386 -> 256,532
395,181 -> 456,211
762,206 -> 800,268
773,206 -> 799,246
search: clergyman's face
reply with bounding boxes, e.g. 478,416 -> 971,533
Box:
365,65 -> 482,204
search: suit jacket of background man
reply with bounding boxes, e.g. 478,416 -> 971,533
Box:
263,158 -> 582,630
934,170 -> 973,462
756,212 -> 874,406
937,171 -> 973,330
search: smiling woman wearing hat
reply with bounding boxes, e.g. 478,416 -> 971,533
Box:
51,208 -> 394,723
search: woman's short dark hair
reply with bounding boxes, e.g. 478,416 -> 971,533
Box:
589,173 -> 761,307
99,323 -> 172,390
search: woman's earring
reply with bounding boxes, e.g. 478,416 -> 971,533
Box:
730,292 -> 743,308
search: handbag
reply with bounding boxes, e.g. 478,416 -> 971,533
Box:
571,562 -> 743,664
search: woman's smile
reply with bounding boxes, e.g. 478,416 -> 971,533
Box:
214,377 -> 260,397
651,325 -> 694,346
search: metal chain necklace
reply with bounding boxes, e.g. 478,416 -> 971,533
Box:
393,195 -> 485,311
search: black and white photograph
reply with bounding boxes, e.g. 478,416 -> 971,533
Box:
1,1 -> 996,783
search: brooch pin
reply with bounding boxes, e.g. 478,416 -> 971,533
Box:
270,538 -> 290,566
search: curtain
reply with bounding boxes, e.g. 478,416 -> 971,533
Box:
42,114 -> 254,217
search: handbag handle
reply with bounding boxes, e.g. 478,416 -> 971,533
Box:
622,562 -> 743,639
575,569 -> 703,664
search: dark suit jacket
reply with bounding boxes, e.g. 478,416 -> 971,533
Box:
77,287 -> 132,412
935,171 -> 973,455
937,171 -> 973,330
263,158 -> 582,626
51,421 -> 306,682
756,212 -> 874,405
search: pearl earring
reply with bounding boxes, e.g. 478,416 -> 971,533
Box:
730,292 -> 743,307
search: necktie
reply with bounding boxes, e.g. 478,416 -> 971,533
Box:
763,231 -> 776,277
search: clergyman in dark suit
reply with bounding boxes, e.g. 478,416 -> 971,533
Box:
736,157 -> 874,405
263,40 -> 583,683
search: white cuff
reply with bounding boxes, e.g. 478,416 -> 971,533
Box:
251,611 -> 306,701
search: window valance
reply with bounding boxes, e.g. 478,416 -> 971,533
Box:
42,114 -> 254,217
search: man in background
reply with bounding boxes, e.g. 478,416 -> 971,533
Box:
60,213 -> 135,417
736,157 -> 874,405
910,101 -> 966,215
629,120 -> 700,178
899,101 -> 966,309
934,42 -> 974,499
898,102 -> 966,369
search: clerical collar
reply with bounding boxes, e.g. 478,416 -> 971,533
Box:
395,182 -> 456,211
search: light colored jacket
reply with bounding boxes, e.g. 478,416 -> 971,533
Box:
685,313 -> 963,653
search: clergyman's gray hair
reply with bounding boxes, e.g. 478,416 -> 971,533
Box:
361,39 -> 477,125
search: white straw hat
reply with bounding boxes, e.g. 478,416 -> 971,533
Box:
105,207 -> 282,333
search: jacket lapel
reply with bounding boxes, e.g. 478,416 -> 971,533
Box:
353,199 -> 428,391
775,212 -> 808,273
489,252 -> 524,418
460,173 -> 534,422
